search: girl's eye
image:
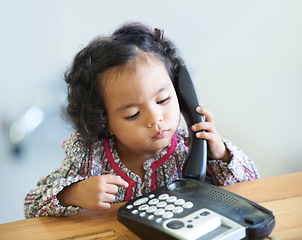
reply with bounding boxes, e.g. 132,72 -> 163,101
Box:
124,112 -> 140,120
157,96 -> 171,104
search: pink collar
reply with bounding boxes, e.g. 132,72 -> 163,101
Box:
103,134 -> 177,200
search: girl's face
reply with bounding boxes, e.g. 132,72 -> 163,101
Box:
102,57 -> 180,159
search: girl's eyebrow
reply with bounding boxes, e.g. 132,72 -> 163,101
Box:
115,83 -> 171,112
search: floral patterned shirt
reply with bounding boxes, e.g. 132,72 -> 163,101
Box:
24,128 -> 259,218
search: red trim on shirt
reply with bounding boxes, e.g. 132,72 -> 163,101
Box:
103,139 -> 136,201
150,134 -> 177,191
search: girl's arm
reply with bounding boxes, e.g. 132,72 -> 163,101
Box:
191,107 -> 259,185
24,131 -> 128,218
57,174 -> 128,211
206,138 -> 260,185
24,168 -> 86,218
24,132 -> 89,218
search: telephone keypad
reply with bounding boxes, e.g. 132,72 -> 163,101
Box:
128,193 -> 194,224
126,192 -> 225,240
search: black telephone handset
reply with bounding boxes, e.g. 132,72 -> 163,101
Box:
117,66 -> 275,240
174,66 -> 207,181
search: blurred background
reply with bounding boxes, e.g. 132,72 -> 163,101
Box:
0,0 -> 301,224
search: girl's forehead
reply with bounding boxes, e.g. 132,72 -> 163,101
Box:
100,56 -> 172,104
100,54 -> 167,90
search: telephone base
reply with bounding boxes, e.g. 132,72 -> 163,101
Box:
118,178 -> 275,240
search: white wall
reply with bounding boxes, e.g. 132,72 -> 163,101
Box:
194,1 -> 302,177
0,0 -> 301,223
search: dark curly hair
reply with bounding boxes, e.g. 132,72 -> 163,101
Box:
64,22 -> 183,143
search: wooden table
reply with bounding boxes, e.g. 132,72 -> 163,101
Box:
0,172 -> 301,240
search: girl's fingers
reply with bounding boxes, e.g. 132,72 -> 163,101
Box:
196,107 -> 215,123
95,192 -> 116,210
97,201 -> 112,210
195,131 -> 215,140
105,175 -> 129,188
102,192 -> 116,203
104,184 -> 119,195
192,122 -> 215,133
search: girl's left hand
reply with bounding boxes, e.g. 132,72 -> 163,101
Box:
191,107 -> 231,163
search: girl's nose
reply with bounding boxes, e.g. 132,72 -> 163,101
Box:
147,110 -> 163,128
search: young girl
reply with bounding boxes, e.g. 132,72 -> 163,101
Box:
24,22 -> 259,218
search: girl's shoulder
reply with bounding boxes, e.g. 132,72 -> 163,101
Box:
174,125 -> 189,153
176,125 -> 189,139
62,130 -> 105,157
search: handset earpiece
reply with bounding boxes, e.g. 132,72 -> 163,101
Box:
174,65 -> 207,181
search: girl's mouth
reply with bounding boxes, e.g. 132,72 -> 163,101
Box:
152,130 -> 168,139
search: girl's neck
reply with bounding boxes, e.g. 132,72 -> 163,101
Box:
116,146 -> 146,183
113,138 -> 162,182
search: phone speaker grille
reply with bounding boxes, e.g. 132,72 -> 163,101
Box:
200,189 -> 239,210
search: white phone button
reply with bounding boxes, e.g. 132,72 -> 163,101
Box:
163,211 -> 174,219
183,201 -> 194,209
158,194 -> 169,200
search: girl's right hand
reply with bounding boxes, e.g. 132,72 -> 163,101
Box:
57,174 -> 129,211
